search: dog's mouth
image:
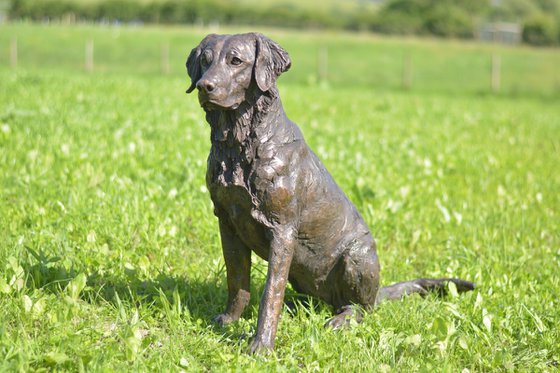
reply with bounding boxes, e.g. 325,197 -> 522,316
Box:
200,100 -> 221,111
199,95 -> 240,111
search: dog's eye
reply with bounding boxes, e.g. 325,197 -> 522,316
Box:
230,57 -> 243,66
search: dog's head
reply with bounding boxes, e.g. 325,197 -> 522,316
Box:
186,33 -> 291,111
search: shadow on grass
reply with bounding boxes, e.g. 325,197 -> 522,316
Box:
20,247 -> 229,323
19,247 -> 325,336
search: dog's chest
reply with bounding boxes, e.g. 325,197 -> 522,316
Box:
205,144 -> 279,253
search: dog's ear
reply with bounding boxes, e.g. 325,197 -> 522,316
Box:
186,34 -> 218,94
253,33 -> 291,92
185,46 -> 202,94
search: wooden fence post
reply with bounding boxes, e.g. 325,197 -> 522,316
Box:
10,38 -> 17,68
491,53 -> 501,93
402,53 -> 412,90
161,42 -> 170,75
85,39 -> 94,73
317,47 -> 328,84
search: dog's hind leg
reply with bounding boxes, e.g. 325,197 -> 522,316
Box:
323,240 -> 380,329
375,278 -> 475,305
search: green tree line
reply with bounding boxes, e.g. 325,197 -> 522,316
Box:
7,0 -> 560,46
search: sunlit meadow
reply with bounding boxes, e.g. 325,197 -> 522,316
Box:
0,23 -> 559,371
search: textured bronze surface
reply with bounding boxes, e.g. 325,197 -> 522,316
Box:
186,33 -> 474,353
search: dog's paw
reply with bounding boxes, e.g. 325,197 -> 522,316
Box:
213,313 -> 235,327
324,305 -> 362,330
323,314 -> 351,330
248,338 -> 274,355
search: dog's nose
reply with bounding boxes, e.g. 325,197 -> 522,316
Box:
196,80 -> 215,93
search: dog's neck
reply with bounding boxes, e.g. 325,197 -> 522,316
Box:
204,86 -> 288,189
204,86 -> 285,156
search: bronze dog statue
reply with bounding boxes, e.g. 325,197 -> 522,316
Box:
186,33 -> 474,353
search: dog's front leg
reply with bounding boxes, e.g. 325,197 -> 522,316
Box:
249,225 -> 295,354
214,220 -> 251,326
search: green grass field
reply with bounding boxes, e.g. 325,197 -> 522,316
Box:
0,23 -> 559,371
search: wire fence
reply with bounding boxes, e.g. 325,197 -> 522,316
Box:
3,28 -> 560,96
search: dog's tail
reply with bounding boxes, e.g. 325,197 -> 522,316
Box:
375,278 -> 475,305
